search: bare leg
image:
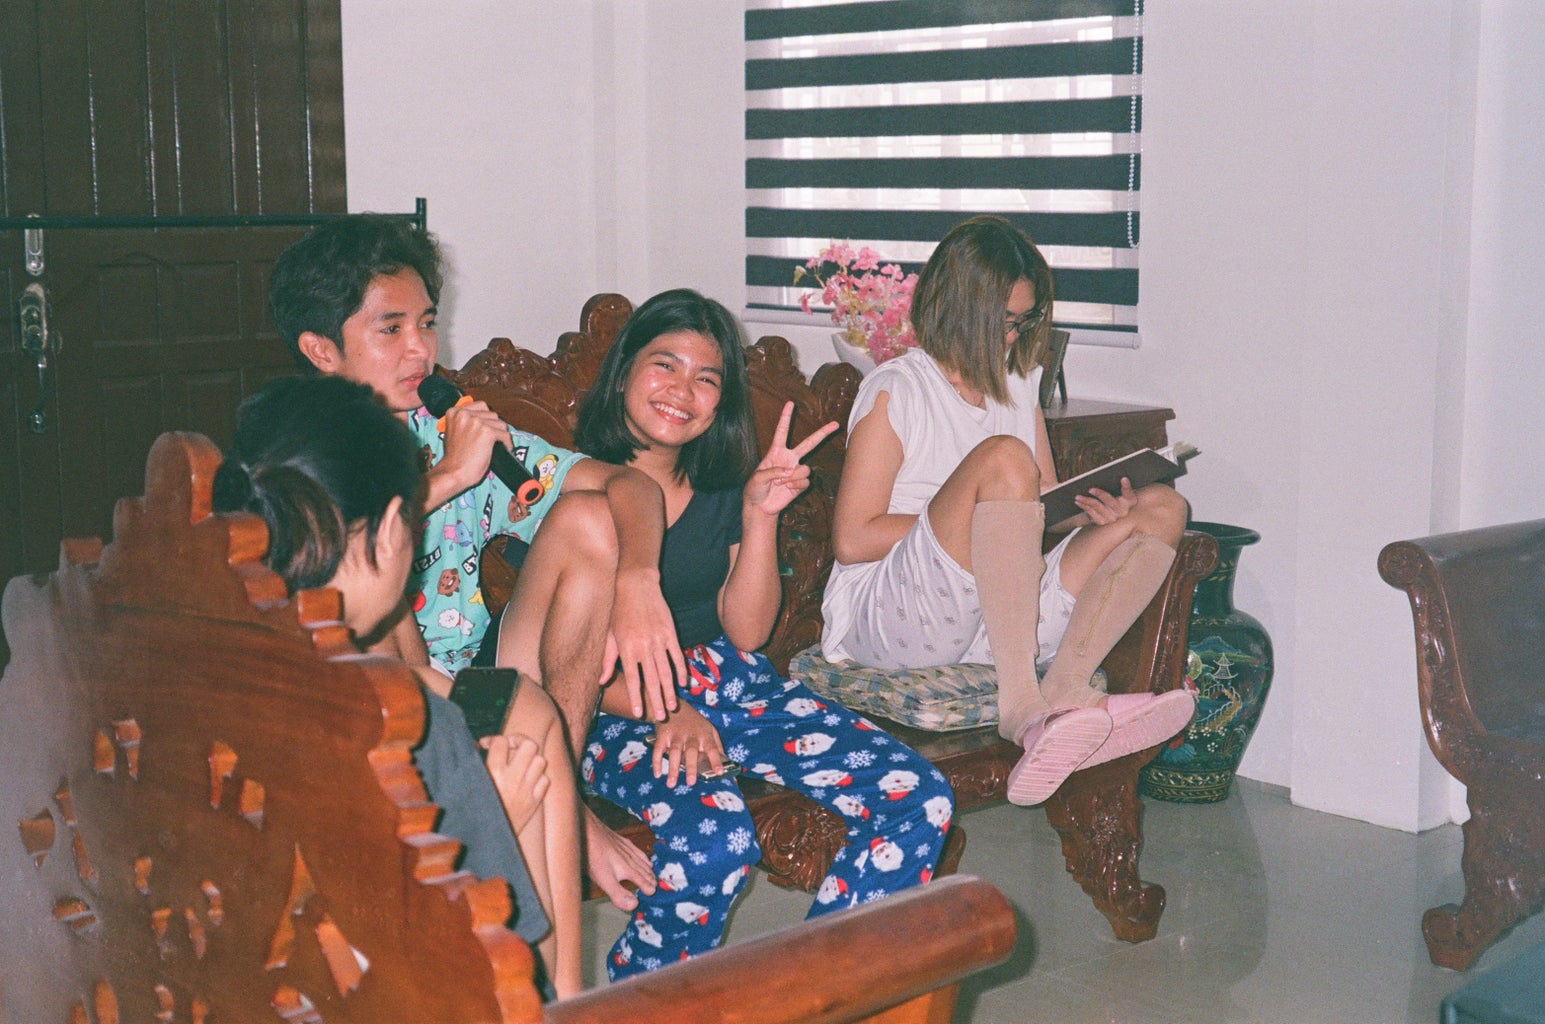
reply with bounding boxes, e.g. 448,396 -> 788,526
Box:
494,491 -> 659,912
486,680 -> 584,998
495,491 -> 618,759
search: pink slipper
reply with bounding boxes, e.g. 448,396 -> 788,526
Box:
1080,690 -> 1196,770
1006,706 -> 1112,806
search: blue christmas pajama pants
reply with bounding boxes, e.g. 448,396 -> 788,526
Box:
582,634 -> 954,980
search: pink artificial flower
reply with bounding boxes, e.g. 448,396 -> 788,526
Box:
795,239 -> 919,366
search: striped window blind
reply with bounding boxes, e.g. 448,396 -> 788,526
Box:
745,0 -> 1143,343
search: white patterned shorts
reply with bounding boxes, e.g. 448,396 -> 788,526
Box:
841,507 -> 1077,671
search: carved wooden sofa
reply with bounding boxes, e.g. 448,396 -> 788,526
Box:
0,430 -> 1016,1023
450,294 -> 1219,942
1380,519 -> 1545,970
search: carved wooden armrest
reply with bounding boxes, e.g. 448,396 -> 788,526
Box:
1379,518 -> 1545,776
546,875 -> 1014,1024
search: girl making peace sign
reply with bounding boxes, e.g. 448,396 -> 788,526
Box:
574,289 -> 953,979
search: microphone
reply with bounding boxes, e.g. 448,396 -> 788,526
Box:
417,375 -> 544,507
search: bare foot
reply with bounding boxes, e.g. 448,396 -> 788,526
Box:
481,734 -> 549,833
584,806 -> 655,911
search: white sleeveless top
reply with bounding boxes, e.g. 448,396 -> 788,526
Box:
821,349 -> 1044,660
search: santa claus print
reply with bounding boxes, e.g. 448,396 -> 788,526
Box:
877,769 -> 920,800
642,802 -> 673,827
722,864 -> 749,895
700,790 -> 746,812
784,731 -> 835,756
801,768 -> 853,789
815,875 -> 850,906
675,901 -> 711,926
657,862 -> 688,892
783,696 -> 827,717
832,794 -> 870,819
749,763 -> 785,785
634,914 -> 664,948
923,794 -> 952,833
867,837 -> 904,872
618,740 -> 648,772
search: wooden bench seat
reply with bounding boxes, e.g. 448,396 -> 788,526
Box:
452,294 -> 1218,941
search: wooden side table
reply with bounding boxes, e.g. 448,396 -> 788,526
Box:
1044,398 -> 1174,480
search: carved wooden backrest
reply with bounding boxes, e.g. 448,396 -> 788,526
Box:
742,340 -> 863,670
1380,519 -> 1545,760
0,433 -> 539,1024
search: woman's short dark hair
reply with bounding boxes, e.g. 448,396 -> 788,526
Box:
574,289 -> 758,492
212,376 -> 421,594
910,215 -> 1055,405
269,215 -> 444,372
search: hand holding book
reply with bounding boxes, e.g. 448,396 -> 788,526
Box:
1042,442 -> 1199,530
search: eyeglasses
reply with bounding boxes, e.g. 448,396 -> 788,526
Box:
1004,306 -> 1046,337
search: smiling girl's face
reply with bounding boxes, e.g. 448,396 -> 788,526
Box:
621,330 -> 725,453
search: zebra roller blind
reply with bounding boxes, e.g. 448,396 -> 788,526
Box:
746,0 -> 1143,341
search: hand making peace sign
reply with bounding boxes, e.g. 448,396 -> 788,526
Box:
743,401 -> 840,519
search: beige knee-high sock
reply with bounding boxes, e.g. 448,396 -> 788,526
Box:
1039,532 -> 1177,708
971,500 -> 1051,743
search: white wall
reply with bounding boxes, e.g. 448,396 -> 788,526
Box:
343,1 -> 1545,831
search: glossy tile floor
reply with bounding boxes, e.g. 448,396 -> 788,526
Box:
580,779 -> 1545,1022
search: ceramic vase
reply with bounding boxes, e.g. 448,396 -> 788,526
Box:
831,332 -> 876,375
1140,521 -> 1274,803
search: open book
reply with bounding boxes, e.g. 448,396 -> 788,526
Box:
1042,442 -> 1199,529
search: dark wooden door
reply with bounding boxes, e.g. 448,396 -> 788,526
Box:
0,0 -> 347,666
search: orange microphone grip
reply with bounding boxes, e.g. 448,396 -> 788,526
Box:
434,393 -> 476,433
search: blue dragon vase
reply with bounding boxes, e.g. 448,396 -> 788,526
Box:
1140,522 -> 1274,803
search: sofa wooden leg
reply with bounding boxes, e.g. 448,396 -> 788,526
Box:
1424,788 -> 1545,971
1044,759 -> 1166,942
754,792 -> 847,892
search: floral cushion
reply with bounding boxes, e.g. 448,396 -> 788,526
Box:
787,645 -> 1106,733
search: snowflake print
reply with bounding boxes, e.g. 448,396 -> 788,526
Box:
823,713 -> 841,726
699,819 -> 718,836
722,679 -> 745,702
870,734 -> 890,746
863,889 -> 890,903
673,784 -> 692,796
670,836 -> 690,852
642,957 -> 662,971
889,752 -> 910,762
800,760 -> 819,771
844,749 -> 875,769
638,781 -> 653,795
689,851 -> 708,866
810,788 -> 828,801
727,827 -> 753,855
699,885 -> 717,897
604,721 -> 626,740
727,744 -> 750,763
916,843 -> 934,858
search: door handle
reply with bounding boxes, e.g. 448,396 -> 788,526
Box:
19,282 -> 55,434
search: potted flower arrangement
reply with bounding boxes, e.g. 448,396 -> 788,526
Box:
793,241 -> 919,373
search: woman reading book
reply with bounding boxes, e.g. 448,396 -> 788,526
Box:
821,215 -> 1195,807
